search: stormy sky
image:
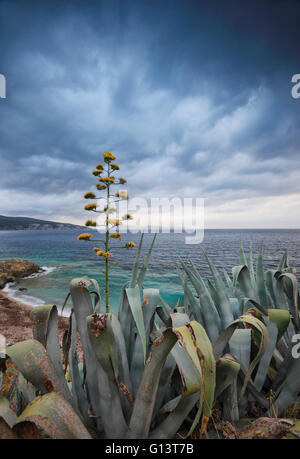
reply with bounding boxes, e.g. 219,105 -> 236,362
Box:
0,0 -> 300,228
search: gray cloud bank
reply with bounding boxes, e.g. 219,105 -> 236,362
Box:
0,0 -> 300,227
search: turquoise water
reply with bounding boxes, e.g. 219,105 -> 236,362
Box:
0,229 -> 300,314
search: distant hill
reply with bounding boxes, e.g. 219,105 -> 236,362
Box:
0,215 -> 84,231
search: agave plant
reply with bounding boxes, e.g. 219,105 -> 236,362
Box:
177,243 -> 300,421
0,235 -> 229,439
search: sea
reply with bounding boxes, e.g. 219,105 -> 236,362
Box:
0,229 -> 300,315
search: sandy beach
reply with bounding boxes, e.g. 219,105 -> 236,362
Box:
0,290 -> 69,346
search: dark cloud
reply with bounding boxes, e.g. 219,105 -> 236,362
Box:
0,0 -> 300,226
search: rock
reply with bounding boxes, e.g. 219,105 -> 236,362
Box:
0,259 -> 40,289
18,287 -> 27,291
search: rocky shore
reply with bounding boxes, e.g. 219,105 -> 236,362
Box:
0,290 -> 69,346
0,258 -> 69,346
0,258 -> 40,289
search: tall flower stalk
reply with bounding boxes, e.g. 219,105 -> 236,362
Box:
77,151 -> 135,312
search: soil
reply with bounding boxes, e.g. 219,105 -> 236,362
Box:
0,290 -> 69,346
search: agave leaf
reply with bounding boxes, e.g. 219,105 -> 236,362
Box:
207,278 -> 218,306
89,278 -> 101,312
126,328 -> 178,438
183,273 -> 191,315
0,396 -> 16,428
278,273 -> 299,328
86,313 -> 128,437
125,286 -> 146,362
179,260 -> 220,343
240,239 -> 247,266
253,321 -> 278,392
5,339 -> 74,408
130,289 -> 159,395
68,314 -> 90,425
247,241 -> 256,287
153,352 -> 177,417
87,313 -> 119,381
176,265 -> 203,324
61,292 -> 71,316
159,295 -> 172,314
13,392 -> 91,439
156,306 -> 169,325
230,298 -> 242,319
213,314 -> 269,399
222,379 -> 239,422
229,329 -> 251,370
223,269 -> 233,292
268,309 -> 290,341
118,284 -> 136,362
158,394 -> 181,414
204,253 -> 234,329
232,265 -> 258,302
272,338 -> 296,392
31,304 -> 64,380
278,250 -> 288,272
16,373 -> 36,405
109,315 -> 132,395
273,357 -> 300,416
87,312 -> 132,401
265,270 -> 280,307
142,289 -> 160,349
241,297 -> 267,316
150,392 -> 199,439
183,322 -> 216,437
274,273 -> 289,310
127,321 -> 215,439
227,330 -> 251,418
256,248 -> 269,311
137,233 -> 157,288
70,277 -> 103,429
170,320 -> 215,437
215,355 -> 240,398
130,233 -> 144,288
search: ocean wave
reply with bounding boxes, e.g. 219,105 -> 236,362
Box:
3,282 -> 46,307
23,265 -> 58,279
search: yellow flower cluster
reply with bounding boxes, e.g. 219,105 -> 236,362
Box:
92,170 -> 102,176
95,163 -> 104,171
122,213 -> 133,220
103,151 -> 116,162
96,250 -> 113,259
84,203 -> 98,211
110,232 -> 121,240
85,220 -> 97,227
84,192 -> 96,199
119,177 -> 127,184
93,247 -> 101,253
77,233 -> 92,241
115,191 -> 128,200
96,184 -> 106,191
111,163 -> 120,171
99,177 -> 115,184
125,241 -> 136,249
108,218 -> 122,226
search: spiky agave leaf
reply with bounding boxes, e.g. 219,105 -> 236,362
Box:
213,313 -> 269,400
13,393 -> 91,439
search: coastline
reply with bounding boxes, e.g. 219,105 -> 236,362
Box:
0,289 -> 69,346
